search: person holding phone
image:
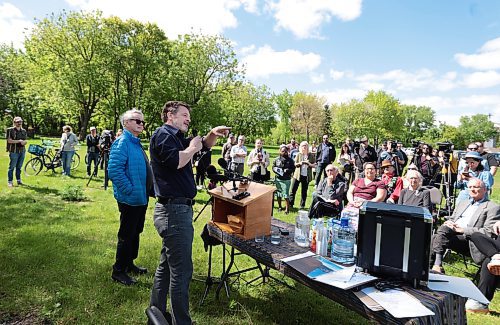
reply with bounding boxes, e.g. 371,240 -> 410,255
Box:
455,151 -> 493,205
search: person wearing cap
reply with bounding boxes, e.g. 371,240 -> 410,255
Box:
353,136 -> 377,179
222,133 -> 235,168
86,126 -> 100,177
455,151 -> 493,205
229,135 -> 247,175
380,160 -> 404,204
6,116 -> 28,187
431,178 -> 500,279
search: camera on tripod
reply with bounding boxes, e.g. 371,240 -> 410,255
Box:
353,140 -> 361,152
437,141 -> 453,154
100,130 -> 114,152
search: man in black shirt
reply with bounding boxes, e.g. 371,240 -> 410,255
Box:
149,100 -> 230,324
315,134 -> 336,187
476,141 -> 498,177
86,126 -> 100,177
353,136 -> 377,178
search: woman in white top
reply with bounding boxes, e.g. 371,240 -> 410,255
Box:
60,125 -> 79,176
290,141 -> 316,209
247,138 -> 270,182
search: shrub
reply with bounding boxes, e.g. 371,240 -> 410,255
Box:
61,184 -> 86,201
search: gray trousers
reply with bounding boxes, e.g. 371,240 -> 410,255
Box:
150,202 -> 194,325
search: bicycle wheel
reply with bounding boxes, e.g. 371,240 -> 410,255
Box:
71,152 -> 80,170
24,157 -> 43,176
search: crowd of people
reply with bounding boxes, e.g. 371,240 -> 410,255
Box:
5,112 -> 500,320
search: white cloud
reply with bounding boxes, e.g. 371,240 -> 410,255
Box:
241,45 -> 321,78
461,70 -> 500,88
318,88 -> 367,105
329,69 -> 345,80
310,73 -> 325,84
402,94 -> 500,126
267,0 -> 362,39
0,2 -> 34,49
65,0 -> 255,38
354,69 -> 458,92
455,37 -> 500,70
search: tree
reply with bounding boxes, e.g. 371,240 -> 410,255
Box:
290,92 -> 325,142
401,104 -> 435,145
458,114 -> 497,146
268,89 -> 293,144
25,11 -> 112,139
221,83 -> 276,140
362,90 -> 403,145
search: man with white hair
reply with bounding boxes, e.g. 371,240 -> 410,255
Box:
431,178 -> 500,274
108,108 -> 152,286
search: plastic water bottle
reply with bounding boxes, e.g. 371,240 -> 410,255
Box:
294,210 -> 310,247
331,217 -> 356,265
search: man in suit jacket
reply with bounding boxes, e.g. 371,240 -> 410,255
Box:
431,178 -> 500,273
315,134 -> 336,187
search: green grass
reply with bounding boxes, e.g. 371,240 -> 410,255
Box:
0,139 -> 499,324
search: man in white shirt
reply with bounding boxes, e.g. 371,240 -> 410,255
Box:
229,135 -> 247,175
431,178 -> 500,274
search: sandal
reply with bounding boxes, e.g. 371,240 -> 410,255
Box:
430,265 -> 445,274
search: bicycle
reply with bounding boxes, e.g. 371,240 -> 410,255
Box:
24,144 -> 64,176
41,138 -> 81,170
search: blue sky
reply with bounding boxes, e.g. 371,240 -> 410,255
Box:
1,0 -> 500,126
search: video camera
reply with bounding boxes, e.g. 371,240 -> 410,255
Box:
437,141 -> 453,154
411,140 -> 422,148
353,140 -> 361,152
100,130 -> 114,152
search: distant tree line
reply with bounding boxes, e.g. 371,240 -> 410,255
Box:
0,10 -> 496,148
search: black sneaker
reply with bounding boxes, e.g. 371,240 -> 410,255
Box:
111,270 -> 137,285
127,264 -> 148,275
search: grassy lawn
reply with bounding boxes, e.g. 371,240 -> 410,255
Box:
0,139 -> 498,324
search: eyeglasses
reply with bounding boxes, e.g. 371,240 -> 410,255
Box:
326,169 -> 335,172
468,186 -> 483,190
365,167 -> 375,170
14,120 -> 22,123
408,168 -> 417,170
467,147 -> 478,150
466,161 -> 478,164
129,119 -> 145,126
382,166 -> 391,170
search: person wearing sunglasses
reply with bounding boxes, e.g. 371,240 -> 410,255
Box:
108,109 -> 151,286
455,151 -> 493,205
6,117 -> 28,187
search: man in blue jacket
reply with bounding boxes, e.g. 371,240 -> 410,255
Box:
108,108 -> 152,286
149,101 -> 230,325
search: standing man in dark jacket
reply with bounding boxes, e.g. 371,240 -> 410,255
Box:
108,109 -> 152,286
354,136 -> 378,178
86,126 -> 100,177
149,100 -> 230,324
315,134 -> 336,187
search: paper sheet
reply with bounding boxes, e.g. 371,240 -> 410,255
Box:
281,251 -> 315,263
428,273 -> 489,304
362,287 -> 435,318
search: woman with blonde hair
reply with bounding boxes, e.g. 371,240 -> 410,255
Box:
290,141 -> 316,209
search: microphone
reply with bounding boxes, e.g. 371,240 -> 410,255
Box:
217,158 -> 229,171
206,164 -> 228,182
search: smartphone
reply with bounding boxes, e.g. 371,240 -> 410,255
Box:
462,172 -> 470,177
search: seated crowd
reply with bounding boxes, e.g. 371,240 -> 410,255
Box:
210,134 -> 500,314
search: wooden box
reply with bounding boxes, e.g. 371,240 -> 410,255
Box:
208,181 -> 275,240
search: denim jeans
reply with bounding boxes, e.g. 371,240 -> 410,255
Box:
8,151 -> 25,183
61,150 -> 75,176
150,202 -> 194,325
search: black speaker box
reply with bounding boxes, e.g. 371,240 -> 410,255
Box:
356,202 -> 433,287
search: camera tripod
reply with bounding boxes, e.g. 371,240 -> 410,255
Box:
434,160 -> 455,217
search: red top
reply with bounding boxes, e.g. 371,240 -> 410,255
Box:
352,178 -> 385,200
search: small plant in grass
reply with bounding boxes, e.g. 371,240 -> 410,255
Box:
61,184 -> 86,201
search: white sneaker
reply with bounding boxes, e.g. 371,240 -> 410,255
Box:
196,185 -> 203,190
8,182 -> 13,187
465,299 -> 489,313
